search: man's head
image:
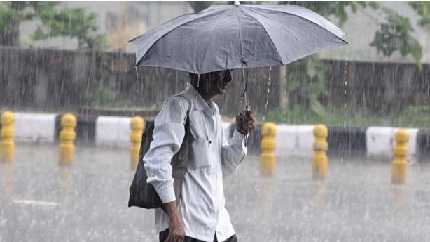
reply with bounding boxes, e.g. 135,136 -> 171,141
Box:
189,70 -> 232,100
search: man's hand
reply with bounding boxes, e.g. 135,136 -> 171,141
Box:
163,202 -> 185,242
236,110 -> 256,135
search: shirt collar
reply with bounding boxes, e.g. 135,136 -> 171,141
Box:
185,85 -> 217,114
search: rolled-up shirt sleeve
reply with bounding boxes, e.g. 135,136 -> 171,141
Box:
143,96 -> 188,203
221,127 -> 247,176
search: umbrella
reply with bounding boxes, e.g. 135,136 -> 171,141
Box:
129,3 -> 347,74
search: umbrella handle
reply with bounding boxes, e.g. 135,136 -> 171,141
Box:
238,67 -> 251,147
240,67 -> 250,112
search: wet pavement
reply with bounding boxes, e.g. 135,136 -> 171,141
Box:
1,145 -> 430,242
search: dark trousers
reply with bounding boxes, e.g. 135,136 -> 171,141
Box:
159,229 -> 238,242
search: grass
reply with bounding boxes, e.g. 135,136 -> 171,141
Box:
261,105 -> 430,128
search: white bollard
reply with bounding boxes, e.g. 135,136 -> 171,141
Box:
14,113 -> 57,143
275,125 -> 314,158
96,116 -> 131,148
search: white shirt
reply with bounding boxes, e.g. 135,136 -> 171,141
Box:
143,85 -> 247,241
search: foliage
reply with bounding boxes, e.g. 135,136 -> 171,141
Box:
188,2 -> 212,13
0,2 -> 105,49
370,9 -> 422,67
0,3 -> 16,32
409,2 -> 430,27
286,57 -> 329,117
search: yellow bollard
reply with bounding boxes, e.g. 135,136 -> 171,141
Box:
260,122 -> 277,176
59,113 -> 77,166
391,129 -> 409,184
1,111 -> 15,162
130,116 -> 144,170
312,124 -> 329,180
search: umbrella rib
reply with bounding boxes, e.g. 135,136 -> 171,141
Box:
234,7 -> 245,65
246,7 -> 306,60
248,5 -> 347,44
134,7 -> 229,67
241,8 -> 284,64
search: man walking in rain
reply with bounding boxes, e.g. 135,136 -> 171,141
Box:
143,70 -> 255,242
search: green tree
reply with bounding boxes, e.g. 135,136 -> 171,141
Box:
284,57 -> 329,117
0,2 -> 104,49
370,8 -> 422,67
188,1 -> 212,13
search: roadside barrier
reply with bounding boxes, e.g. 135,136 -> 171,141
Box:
1,111 -> 15,162
130,116 -> 144,170
391,129 -> 409,184
275,125 -> 314,158
95,116 -> 131,147
312,124 -> 329,180
366,127 -> 418,160
59,113 -> 77,165
2,111 -> 429,171
260,122 -> 277,175
14,113 -> 57,143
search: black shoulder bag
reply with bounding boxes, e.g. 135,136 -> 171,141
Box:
128,115 -> 190,209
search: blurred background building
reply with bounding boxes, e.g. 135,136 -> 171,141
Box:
14,1 -> 430,64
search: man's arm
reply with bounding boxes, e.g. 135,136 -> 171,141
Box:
143,97 -> 188,203
143,97 -> 188,241
163,201 -> 185,242
221,111 -> 256,176
221,128 -> 248,176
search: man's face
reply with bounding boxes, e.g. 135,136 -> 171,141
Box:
203,70 -> 232,98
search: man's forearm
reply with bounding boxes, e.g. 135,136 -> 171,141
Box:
164,201 -> 181,224
163,201 -> 185,240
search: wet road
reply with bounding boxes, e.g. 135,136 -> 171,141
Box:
1,145 -> 430,242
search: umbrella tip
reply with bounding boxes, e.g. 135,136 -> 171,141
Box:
234,1 -> 240,6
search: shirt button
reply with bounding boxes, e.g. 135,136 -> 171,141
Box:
208,140 -> 212,144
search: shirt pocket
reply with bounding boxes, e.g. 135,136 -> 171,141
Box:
188,110 -> 211,169
188,110 -> 207,140
189,139 -> 211,169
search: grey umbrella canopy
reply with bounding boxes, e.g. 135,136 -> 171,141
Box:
130,4 -> 347,74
